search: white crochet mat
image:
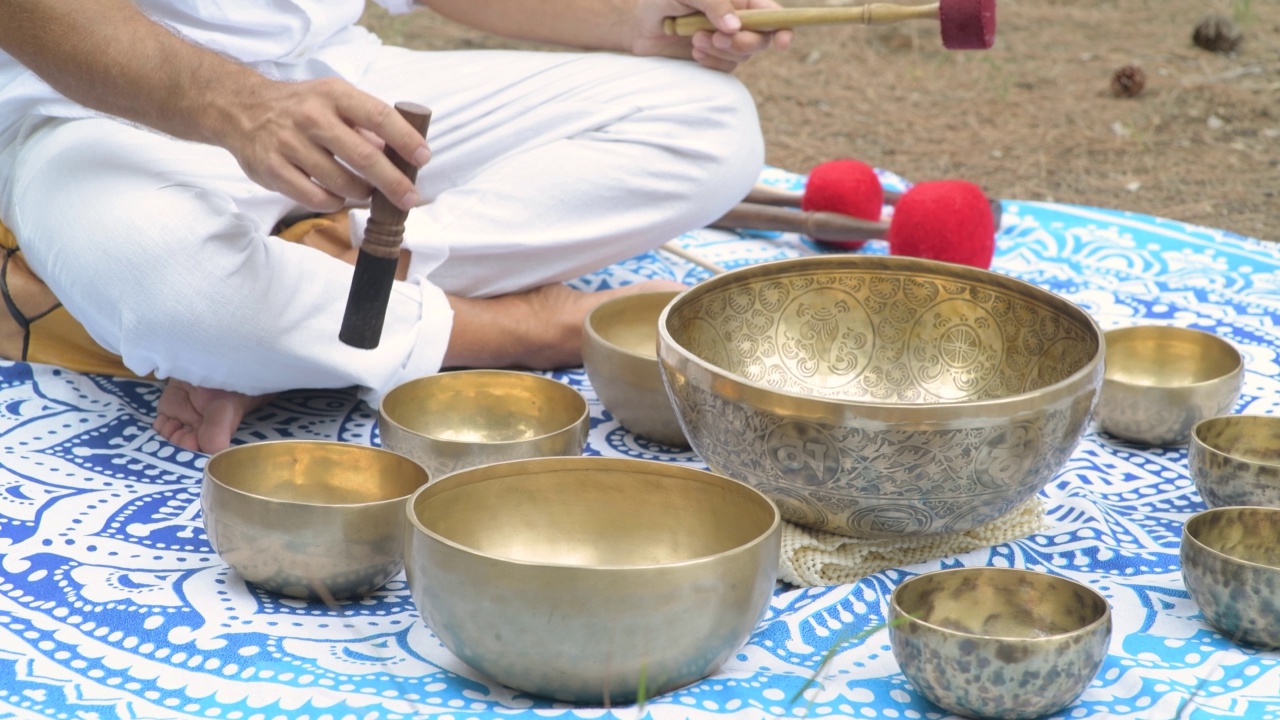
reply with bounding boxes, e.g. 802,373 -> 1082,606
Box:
778,499 -> 1049,587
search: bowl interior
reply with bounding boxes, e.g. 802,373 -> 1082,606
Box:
894,568 -> 1109,639
411,461 -> 777,567
664,257 -> 1099,403
587,292 -> 678,359
382,370 -> 586,443
1185,507 -> 1280,569
1194,415 -> 1280,467
1104,326 -> 1241,388
206,441 -> 428,505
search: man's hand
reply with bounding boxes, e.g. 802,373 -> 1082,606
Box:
633,0 -> 794,72
214,77 -> 431,213
420,0 -> 791,73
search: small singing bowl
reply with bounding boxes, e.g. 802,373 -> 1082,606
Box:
1181,506 -> 1280,649
379,369 -> 589,480
1096,325 -> 1243,446
202,440 -> 431,601
890,567 -> 1112,720
1190,415 -> 1280,509
405,456 -> 781,704
583,290 -> 689,448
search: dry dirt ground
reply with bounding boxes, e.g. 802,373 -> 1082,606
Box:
361,0 -> 1280,241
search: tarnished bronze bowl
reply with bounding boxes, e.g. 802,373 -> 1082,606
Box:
658,255 -> 1104,538
202,440 -> 430,601
1096,325 -> 1243,446
380,369 -> 589,479
1190,415 -> 1280,509
404,457 -> 781,704
890,567 -> 1112,720
1181,506 -> 1280,649
584,290 -> 689,448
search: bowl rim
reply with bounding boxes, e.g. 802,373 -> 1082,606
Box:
1102,325 -> 1244,390
203,439 -> 430,508
379,369 -> 590,446
1183,506 -> 1280,572
583,289 -> 684,363
657,255 -> 1106,422
1190,414 -> 1280,470
404,456 -> 782,571
889,566 -> 1112,642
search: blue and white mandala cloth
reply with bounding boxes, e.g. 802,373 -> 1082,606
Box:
1,168 -> 1278,720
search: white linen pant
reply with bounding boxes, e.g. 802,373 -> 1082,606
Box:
0,47 -> 763,404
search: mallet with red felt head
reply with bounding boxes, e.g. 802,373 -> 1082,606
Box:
339,102 -> 432,349
712,179 -> 997,269
664,0 -> 998,50
744,159 -> 1004,250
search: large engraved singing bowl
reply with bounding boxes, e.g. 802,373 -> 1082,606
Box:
657,255 -> 1105,538
380,369 -> 589,480
404,457 -> 781,705
1096,325 -> 1243,447
202,440 -> 431,601
1181,506 -> 1280,649
1190,415 -> 1280,509
890,567 -> 1112,720
584,290 -> 690,448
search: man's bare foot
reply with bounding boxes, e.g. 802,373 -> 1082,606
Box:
152,379 -> 275,454
151,280 -> 684,453
444,279 -> 689,370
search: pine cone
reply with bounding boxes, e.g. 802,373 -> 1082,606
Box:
1193,13 -> 1244,54
1111,65 -> 1146,98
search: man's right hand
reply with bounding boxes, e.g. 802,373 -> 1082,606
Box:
214,77 -> 432,213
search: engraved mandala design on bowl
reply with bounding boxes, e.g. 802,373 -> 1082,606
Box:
777,288 -> 874,389
908,299 -> 1003,401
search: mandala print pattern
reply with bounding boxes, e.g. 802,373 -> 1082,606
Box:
1,168 -> 1279,719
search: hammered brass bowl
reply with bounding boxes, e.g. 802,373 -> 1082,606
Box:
889,567 -> 1112,720
658,255 -> 1104,538
1181,506 -> 1280,649
1190,415 -> 1280,509
404,456 -> 781,704
583,290 -> 689,448
1096,325 -> 1243,446
202,440 -> 430,601
379,370 -> 589,479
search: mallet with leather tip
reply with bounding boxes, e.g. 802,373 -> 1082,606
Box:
339,102 -> 432,349
663,0 -> 997,50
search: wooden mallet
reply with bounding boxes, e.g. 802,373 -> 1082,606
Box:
664,0 -> 997,50
339,102 -> 432,349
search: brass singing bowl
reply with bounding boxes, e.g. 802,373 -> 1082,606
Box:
1181,506 -> 1280,649
202,440 -> 430,601
404,456 -> 781,704
583,290 -> 689,448
890,567 -> 1112,720
379,369 -> 590,479
1190,415 -> 1280,509
658,255 -> 1104,538
1095,325 -> 1243,446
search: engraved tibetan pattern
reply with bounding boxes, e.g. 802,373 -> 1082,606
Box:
668,268 -> 1094,402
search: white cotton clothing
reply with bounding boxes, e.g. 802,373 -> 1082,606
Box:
0,1 -> 409,143
0,11 -> 764,406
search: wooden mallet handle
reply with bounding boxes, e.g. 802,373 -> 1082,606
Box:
339,102 -> 432,349
664,3 -> 940,36
714,202 -> 889,242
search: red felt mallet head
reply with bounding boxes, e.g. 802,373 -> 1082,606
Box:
887,180 -> 995,269
801,159 -> 884,250
940,0 -> 998,50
